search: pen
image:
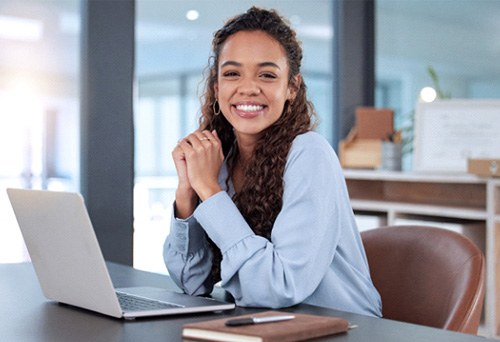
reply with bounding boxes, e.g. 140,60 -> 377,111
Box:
225,315 -> 295,327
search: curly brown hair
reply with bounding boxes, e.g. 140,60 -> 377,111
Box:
199,7 -> 317,281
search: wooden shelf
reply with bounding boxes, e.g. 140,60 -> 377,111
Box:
343,169 -> 486,184
350,199 -> 488,221
344,170 -> 500,338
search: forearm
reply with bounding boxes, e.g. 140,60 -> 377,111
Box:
174,187 -> 197,219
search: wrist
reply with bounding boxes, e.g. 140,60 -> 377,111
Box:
196,185 -> 222,202
175,189 -> 197,219
175,184 -> 196,200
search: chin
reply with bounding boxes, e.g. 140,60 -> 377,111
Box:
234,126 -> 267,137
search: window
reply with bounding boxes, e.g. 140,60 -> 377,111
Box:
0,0 -> 80,263
376,0 -> 500,169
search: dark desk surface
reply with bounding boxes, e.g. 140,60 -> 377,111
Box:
0,262 -> 493,342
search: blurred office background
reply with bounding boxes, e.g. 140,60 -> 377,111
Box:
1,0 -> 499,273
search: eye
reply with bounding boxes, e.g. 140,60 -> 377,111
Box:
222,71 -> 239,78
260,72 -> 277,79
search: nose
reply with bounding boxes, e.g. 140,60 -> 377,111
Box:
238,78 -> 261,95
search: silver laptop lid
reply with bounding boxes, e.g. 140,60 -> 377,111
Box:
7,188 -> 123,318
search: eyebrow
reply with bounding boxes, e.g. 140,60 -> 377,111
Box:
220,61 -> 281,70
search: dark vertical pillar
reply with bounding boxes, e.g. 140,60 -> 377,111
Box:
332,0 -> 375,148
80,0 -> 135,265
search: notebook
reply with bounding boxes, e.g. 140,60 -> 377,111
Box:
182,311 -> 351,341
6,188 -> 235,319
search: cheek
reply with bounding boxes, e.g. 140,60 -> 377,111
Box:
216,87 -> 232,115
216,83 -> 231,100
217,91 -> 231,109
273,86 -> 293,105
217,86 -> 237,113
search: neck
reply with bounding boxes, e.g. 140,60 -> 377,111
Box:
234,133 -> 258,164
231,134 -> 256,193
231,149 -> 250,194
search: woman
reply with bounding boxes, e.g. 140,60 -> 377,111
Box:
164,6 -> 381,317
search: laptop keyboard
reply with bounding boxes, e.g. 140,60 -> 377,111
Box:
116,292 -> 184,311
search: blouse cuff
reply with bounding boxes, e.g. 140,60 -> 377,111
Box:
170,204 -> 207,254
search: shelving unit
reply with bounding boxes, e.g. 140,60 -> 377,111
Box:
343,169 -> 500,337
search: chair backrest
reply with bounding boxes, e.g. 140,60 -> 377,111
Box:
361,225 -> 485,334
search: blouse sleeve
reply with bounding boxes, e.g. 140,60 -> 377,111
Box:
193,133 -> 347,308
163,207 -> 215,296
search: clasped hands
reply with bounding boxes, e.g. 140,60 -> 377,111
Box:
172,130 -> 224,215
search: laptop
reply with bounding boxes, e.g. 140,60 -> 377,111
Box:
6,188 -> 235,319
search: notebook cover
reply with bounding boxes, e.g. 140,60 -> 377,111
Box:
182,310 -> 350,342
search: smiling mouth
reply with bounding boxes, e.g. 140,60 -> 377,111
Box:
235,104 -> 265,112
233,104 -> 265,118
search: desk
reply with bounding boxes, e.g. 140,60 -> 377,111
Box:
0,262 -> 494,342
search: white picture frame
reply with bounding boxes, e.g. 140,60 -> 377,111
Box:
413,99 -> 500,173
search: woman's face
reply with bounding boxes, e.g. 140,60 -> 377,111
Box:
215,30 -> 296,142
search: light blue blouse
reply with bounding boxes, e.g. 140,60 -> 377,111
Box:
163,132 -> 382,317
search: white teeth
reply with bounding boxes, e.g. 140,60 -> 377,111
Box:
236,104 -> 263,112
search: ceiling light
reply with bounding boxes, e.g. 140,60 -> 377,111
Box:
186,10 -> 199,21
0,15 -> 43,41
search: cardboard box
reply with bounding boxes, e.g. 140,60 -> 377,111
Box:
356,107 -> 394,140
339,137 -> 382,169
467,159 -> 500,177
339,107 -> 397,169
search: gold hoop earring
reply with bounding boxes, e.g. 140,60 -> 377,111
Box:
213,100 -> 221,116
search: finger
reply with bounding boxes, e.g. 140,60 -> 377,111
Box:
208,130 -> 223,159
210,130 -> 221,144
198,130 -> 214,144
176,137 -> 191,149
188,131 -> 213,151
176,138 -> 197,158
199,130 -> 222,147
177,137 -> 191,149
184,132 -> 204,147
181,132 -> 206,147
172,145 -> 186,161
173,139 -> 183,153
